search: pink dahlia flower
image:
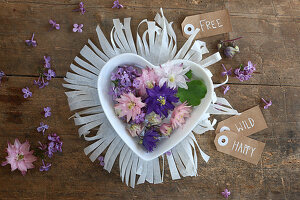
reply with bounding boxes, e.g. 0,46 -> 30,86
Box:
1,139 -> 37,175
115,93 -> 146,122
136,67 -> 159,96
170,102 -> 192,129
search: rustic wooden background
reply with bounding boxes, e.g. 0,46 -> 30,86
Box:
0,0 -> 299,199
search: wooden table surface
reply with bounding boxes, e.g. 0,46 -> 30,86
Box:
0,0 -> 299,199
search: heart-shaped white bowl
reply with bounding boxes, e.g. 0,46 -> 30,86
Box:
98,53 -> 213,161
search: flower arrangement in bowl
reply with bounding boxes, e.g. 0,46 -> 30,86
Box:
98,53 -> 213,161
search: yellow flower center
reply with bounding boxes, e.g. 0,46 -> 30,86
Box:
146,81 -> 154,89
157,96 -> 166,106
169,75 -> 175,83
128,101 -> 136,110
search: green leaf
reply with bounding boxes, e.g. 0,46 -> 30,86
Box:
177,80 -> 207,106
185,70 -> 193,79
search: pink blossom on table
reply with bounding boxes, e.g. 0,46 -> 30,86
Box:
170,102 -> 192,129
49,19 -> 60,30
22,87 -> 32,98
73,24 -> 83,33
127,124 -> 143,137
114,93 -> 145,122
135,67 -> 159,96
1,139 -> 37,175
261,98 -> 272,109
160,123 -> 173,136
221,189 -> 231,198
222,85 -> 230,95
44,107 -> 51,118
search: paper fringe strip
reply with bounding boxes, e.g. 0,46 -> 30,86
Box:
63,8 -> 238,188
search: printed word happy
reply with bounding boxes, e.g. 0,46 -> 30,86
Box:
232,141 -> 256,157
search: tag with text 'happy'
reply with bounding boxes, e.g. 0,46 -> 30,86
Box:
214,131 -> 265,165
216,106 -> 268,137
181,9 -> 232,39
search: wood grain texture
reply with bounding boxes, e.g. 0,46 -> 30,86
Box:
0,0 -> 299,199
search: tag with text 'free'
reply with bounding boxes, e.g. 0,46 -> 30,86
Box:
216,106 -> 268,137
214,131 -> 265,165
181,9 -> 232,39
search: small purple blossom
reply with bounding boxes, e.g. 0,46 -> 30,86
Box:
37,122 -> 49,135
73,24 -> 83,33
234,61 -> 256,82
132,79 -> 140,89
222,189 -> 231,198
44,69 -> 56,81
112,0 -> 124,9
165,151 -> 172,156
73,2 -> 86,15
38,141 -> 47,151
49,19 -> 60,30
44,56 -> 51,69
134,112 -> 145,124
261,98 -> 272,109
98,156 -> 105,166
39,159 -> 51,172
22,87 -> 32,98
222,85 -> 230,95
44,107 -> 51,118
34,75 -> 49,89
142,127 -> 160,152
221,64 -> 232,76
46,133 -> 63,158
244,61 -> 256,74
0,71 -> 5,85
25,33 -> 37,47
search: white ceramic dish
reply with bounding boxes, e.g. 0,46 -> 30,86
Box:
98,53 -> 213,161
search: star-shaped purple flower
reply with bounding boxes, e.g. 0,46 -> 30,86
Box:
22,87 -> 32,98
44,107 -> 51,118
39,159 -> 52,172
44,56 -> 51,69
112,0 -> 124,9
25,33 -> 37,47
49,19 -> 60,30
222,85 -> 230,95
37,122 -> 49,135
261,98 -> 272,109
73,2 -> 86,15
44,69 -> 56,81
222,189 -> 231,198
98,156 -> 105,166
142,128 -> 160,152
73,24 -> 83,33
221,64 -> 232,76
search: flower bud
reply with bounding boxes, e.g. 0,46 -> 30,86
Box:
224,46 -> 239,58
217,43 -> 223,50
160,123 -> 173,136
146,112 -> 162,125
127,124 -> 143,137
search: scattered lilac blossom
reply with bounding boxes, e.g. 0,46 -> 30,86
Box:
25,33 -> 37,47
73,2 -> 86,15
39,159 -> 51,171
112,0 -> 124,9
234,61 -> 256,82
0,71 -> 5,85
222,85 -> 230,95
44,69 -> 56,81
222,189 -> 231,198
44,56 -> 51,69
261,98 -> 272,109
134,112 -> 145,124
44,107 -> 51,118
73,24 -> 83,33
37,122 -> 49,135
22,87 -> 32,98
165,151 -> 172,156
46,133 -> 63,158
38,141 -> 47,151
244,61 -> 256,74
49,19 -> 60,30
34,75 -> 49,89
98,156 -> 105,166
221,64 -> 232,76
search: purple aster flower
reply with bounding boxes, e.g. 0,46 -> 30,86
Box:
145,83 -> 179,118
44,56 -> 51,69
73,2 -> 86,15
44,107 -> 51,118
22,87 -> 32,98
221,64 -> 232,76
73,24 -> 83,33
34,75 -> 49,89
261,98 -> 272,109
142,128 -> 160,152
49,19 -> 60,30
134,112 -> 145,124
25,33 -> 37,47
221,189 -> 231,198
98,156 -> 105,166
46,133 -> 63,158
0,71 -> 5,85
112,0 -> 124,9
222,85 -> 230,95
37,122 -> 49,135
39,159 -> 51,172
44,69 -> 56,81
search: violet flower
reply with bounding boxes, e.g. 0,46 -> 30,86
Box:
73,24 -> 83,33
73,2 -> 86,15
165,151 -> 172,156
44,56 -> 51,69
234,61 -> 256,82
112,0 -> 124,9
44,69 -> 56,81
98,156 -> 105,166
222,85 -> 230,95
261,98 -> 272,109
221,189 -> 231,198
34,75 -> 49,89
221,64 -> 232,76
134,112 -> 145,124
0,71 -> 5,85
37,122 -> 49,135
22,87 -> 32,98
49,19 -> 60,30
142,128 -> 160,152
25,33 -> 37,47
46,133 -> 63,158
44,107 -> 51,118
39,159 -> 51,171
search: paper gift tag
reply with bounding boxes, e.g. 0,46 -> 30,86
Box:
181,9 -> 232,39
214,131 -> 265,165
216,106 -> 267,137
